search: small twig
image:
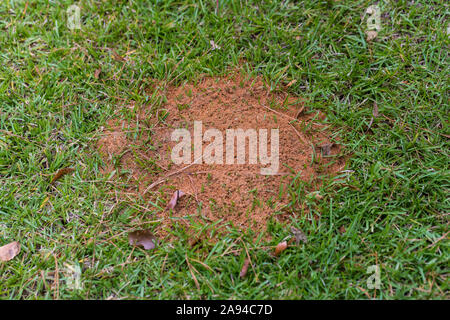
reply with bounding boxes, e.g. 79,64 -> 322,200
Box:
186,170 -> 290,176
426,231 -> 449,249
259,104 -> 298,122
53,254 -> 59,300
190,258 -> 214,273
160,253 -> 168,278
356,285 -> 372,299
143,155 -> 203,194
258,104 -> 309,144
382,114 -> 450,139
0,129 -> 44,145
289,123 -> 308,144
240,239 -> 258,282
187,175 -> 200,202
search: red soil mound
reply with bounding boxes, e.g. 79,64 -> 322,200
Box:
97,71 -> 345,236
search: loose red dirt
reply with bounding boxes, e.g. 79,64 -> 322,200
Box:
97,71 -> 345,237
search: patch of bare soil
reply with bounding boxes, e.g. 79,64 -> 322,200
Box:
97,71 -> 345,236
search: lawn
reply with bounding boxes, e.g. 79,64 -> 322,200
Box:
0,0 -> 448,299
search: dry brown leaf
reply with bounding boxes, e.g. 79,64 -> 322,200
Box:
339,225 -> 346,234
94,68 -> 101,79
240,258 -> 250,278
50,168 -> 75,184
166,190 -> 185,210
291,227 -> 307,245
128,230 -> 157,250
0,241 -> 20,262
366,30 -> 378,41
274,241 -> 288,256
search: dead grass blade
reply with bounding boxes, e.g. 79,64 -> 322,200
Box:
50,168 -> 75,184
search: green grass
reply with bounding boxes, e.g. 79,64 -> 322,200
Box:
0,0 -> 449,299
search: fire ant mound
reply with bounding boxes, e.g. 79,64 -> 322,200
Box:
97,71 -> 345,236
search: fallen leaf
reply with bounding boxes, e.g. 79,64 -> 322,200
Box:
166,190 -> 185,210
0,241 -> 20,262
240,258 -> 250,278
94,68 -> 101,79
291,227 -> 307,245
366,30 -> 378,41
50,167 -> 75,184
274,241 -> 288,256
339,225 -> 346,234
320,144 -> 333,156
128,230 -> 157,250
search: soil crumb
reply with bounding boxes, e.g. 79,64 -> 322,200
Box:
97,71 -> 345,236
